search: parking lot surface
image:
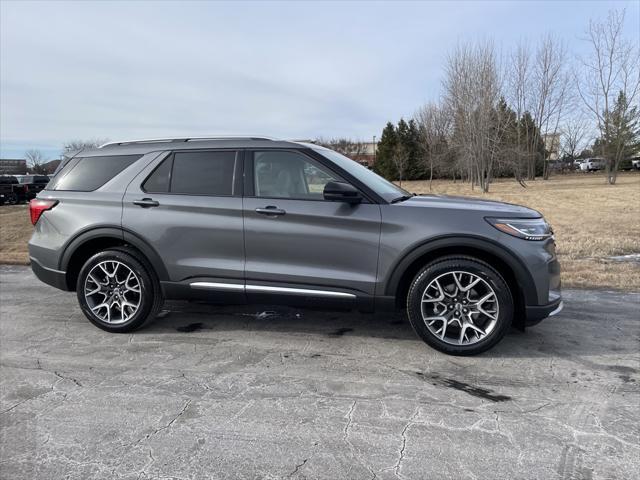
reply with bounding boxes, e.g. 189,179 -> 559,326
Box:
1,265 -> 639,479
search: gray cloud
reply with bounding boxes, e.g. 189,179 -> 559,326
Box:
1,0 -> 638,157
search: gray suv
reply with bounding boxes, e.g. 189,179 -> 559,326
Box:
28,137 -> 562,355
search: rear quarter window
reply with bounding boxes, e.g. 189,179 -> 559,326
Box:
47,155 -> 141,191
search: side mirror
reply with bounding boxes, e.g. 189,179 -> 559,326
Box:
323,181 -> 362,204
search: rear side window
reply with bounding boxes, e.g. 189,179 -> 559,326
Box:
48,155 -> 141,191
143,151 -> 236,196
142,156 -> 172,193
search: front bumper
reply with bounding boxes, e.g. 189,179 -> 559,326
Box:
524,295 -> 563,326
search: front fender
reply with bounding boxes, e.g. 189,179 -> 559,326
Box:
382,234 -> 538,306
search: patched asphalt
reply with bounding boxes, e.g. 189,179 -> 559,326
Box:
1,265 -> 638,479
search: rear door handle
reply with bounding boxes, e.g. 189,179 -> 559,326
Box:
133,198 -> 160,208
255,206 -> 286,216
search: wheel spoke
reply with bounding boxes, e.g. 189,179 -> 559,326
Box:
459,324 -> 469,344
424,315 -> 447,327
467,323 -> 486,336
422,279 -> 445,303
477,305 -> 497,320
474,292 -> 496,307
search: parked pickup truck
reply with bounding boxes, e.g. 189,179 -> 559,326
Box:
0,175 -> 28,205
15,175 -> 50,200
579,158 -> 605,172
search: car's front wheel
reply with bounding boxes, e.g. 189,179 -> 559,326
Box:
76,248 -> 163,333
406,256 -> 513,355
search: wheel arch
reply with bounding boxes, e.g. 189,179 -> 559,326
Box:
385,236 -> 536,329
60,227 -> 169,291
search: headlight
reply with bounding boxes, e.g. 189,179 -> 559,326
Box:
486,217 -> 552,241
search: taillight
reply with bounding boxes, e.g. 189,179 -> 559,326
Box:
29,199 -> 58,225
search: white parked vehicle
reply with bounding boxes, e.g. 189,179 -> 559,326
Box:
580,158 -> 605,172
632,158 -> 640,171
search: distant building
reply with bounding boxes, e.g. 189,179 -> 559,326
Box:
41,159 -> 61,174
296,140 -> 377,167
543,133 -> 561,161
352,142 -> 376,167
0,159 -> 27,175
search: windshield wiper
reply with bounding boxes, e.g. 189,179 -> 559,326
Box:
390,194 -> 415,204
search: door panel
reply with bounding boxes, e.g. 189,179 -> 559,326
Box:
244,198 -> 381,295
243,150 -> 382,300
122,151 -> 244,283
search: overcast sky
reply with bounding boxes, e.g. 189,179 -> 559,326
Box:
1,0 -> 638,159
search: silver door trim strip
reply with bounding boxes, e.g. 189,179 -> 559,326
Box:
189,282 -> 355,298
246,285 -> 356,298
190,282 -> 244,291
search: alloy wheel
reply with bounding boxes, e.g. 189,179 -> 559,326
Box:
420,270 -> 499,345
84,260 -> 142,324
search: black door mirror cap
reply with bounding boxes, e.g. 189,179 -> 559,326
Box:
323,181 -> 362,204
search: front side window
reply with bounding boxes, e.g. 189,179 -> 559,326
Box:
253,151 -> 340,200
313,147 -> 409,202
142,150 -> 237,196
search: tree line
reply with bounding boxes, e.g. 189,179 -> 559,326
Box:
373,9 -> 639,191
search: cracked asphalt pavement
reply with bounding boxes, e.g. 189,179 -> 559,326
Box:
1,265 -> 639,479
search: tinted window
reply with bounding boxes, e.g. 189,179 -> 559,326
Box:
313,148 -> 409,201
142,156 -> 172,193
253,151 -> 341,200
170,151 -> 236,196
48,155 -> 141,191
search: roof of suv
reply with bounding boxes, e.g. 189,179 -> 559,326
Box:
80,137 -> 312,157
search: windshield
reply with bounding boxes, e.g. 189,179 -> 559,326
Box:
313,147 -> 409,202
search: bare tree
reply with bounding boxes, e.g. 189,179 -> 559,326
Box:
530,34 -> 571,180
314,138 -> 368,160
415,101 -> 452,190
391,143 -> 409,187
25,149 -> 47,174
507,40 -> 532,183
577,9 -> 640,184
444,41 -> 505,192
62,139 -> 109,153
560,118 -> 589,162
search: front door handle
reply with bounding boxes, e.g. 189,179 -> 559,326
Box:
255,206 -> 286,216
133,198 -> 160,208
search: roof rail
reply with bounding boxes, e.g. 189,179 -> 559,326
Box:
99,136 -> 278,148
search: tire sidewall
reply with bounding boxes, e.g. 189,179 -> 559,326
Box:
76,250 -> 155,333
407,257 -> 514,355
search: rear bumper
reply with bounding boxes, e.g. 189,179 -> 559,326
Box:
524,295 -> 563,326
30,257 -> 69,291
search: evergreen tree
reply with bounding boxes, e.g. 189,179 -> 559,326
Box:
600,91 -> 640,173
374,122 -> 398,180
405,119 -> 423,179
518,111 -> 546,178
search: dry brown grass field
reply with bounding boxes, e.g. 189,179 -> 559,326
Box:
1,172 -> 638,290
402,172 -> 640,291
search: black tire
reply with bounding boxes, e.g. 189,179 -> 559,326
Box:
406,255 -> 513,356
76,248 -> 164,333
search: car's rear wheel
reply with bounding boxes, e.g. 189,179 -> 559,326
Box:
76,248 -> 163,332
406,256 -> 513,355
